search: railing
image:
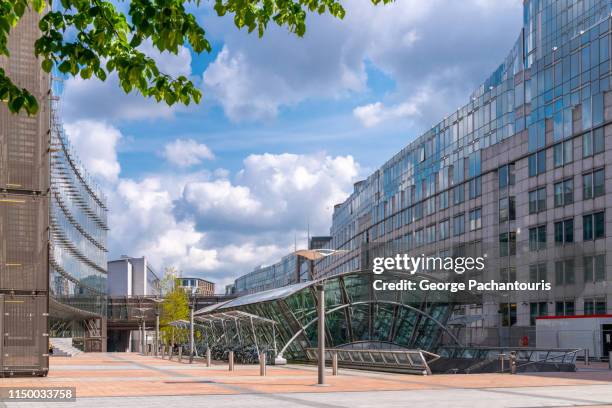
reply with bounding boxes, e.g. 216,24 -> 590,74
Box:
439,346 -> 581,364
305,348 -> 440,375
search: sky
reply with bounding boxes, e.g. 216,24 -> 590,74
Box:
59,0 -> 523,290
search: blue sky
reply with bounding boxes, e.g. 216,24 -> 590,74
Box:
61,0 -> 523,288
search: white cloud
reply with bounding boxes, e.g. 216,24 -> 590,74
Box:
177,152 -> 360,234
94,150 -> 360,285
63,120 -> 122,183
353,87 -> 431,127
202,0 -> 522,125
163,138 -> 215,167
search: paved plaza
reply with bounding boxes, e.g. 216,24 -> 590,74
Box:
0,353 -> 611,407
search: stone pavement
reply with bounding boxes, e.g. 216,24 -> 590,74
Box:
0,353 -> 610,407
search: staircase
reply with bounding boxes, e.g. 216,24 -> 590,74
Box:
50,338 -> 82,357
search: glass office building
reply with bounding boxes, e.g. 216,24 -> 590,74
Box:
48,84 -> 108,350
234,253 -> 311,295
311,0 -> 612,352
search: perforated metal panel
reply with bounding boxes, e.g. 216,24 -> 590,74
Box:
0,294 -> 48,373
0,194 -> 49,292
0,9 -> 50,193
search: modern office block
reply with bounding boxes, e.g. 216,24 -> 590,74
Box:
49,103 -> 109,343
234,253 -> 311,295
107,256 -> 161,297
310,0 -> 612,353
176,277 -> 215,295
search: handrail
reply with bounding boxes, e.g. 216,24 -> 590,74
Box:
501,348 -> 583,372
305,347 -> 440,375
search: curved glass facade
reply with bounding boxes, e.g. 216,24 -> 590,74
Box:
201,271 -> 473,359
49,97 -> 108,317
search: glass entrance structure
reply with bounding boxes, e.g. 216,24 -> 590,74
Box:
196,270 -> 476,361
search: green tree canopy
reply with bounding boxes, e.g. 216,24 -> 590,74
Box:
160,284 -> 189,345
0,0 -> 391,115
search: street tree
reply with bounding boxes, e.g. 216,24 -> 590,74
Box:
160,284 -> 189,346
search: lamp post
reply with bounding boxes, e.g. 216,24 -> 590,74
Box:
316,283 -> 326,385
148,298 -> 164,357
292,248 -> 346,385
189,288 -> 196,363
134,306 -> 151,355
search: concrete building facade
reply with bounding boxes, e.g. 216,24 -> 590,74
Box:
107,256 -> 161,297
176,277 -> 215,295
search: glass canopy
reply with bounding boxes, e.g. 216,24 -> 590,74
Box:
194,270 -> 477,361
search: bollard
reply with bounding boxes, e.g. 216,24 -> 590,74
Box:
332,352 -> 338,376
509,351 -> 517,375
498,354 -> 505,372
585,349 -> 590,366
228,350 -> 235,371
178,347 -> 183,363
161,345 -> 165,359
206,348 -> 211,367
259,352 -> 267,376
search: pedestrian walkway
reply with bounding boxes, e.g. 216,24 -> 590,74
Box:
1,352 -> 611,407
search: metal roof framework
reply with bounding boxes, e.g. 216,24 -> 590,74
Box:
169,310 -> 277,355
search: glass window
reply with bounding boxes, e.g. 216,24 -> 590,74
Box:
453,185 -> 464,205
553,140 -> 572,167
469,176 -> 481,199
439,191 -> 449,210
530,301 -> 548,325
426,224 -> 436,244
554,219 -> 573,245
424,197 -> 436,216
554,178 -> 574,207
469,208 -> 482,231
453,214 -> 465,236
414,203 -> 423,220
583,169 -> 604,200
499,164 -> 515,189
593,93 -> 604,126
582,128 -> 604,157
529,225 -> 546,251
499,196 -> 516,222
499,231 -> 516,257
529,187 -> 546,214
583,132 -> 593,157
528,150 -> 546,177
415,228 -> 423,247
583,211 -> 605,241
439,219 -> 449,240
595,254 -> 606,282
593,169 -> 605,197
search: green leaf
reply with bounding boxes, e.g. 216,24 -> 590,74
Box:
41,59 -> 52,73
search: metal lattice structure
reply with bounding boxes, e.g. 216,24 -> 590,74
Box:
194,270 -> 476,362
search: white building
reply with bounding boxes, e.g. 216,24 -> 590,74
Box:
107,256 -> 161,297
